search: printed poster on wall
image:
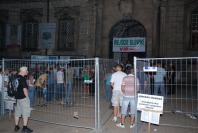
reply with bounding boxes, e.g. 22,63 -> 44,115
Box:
39,23 -> 56,49
113,37 -> 145,52
6,25 -> 21,48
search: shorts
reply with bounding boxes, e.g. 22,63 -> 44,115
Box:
121,96 -> 136,116
37,86 -> 44,98
14,97 -> 31,118
111,90 -> 123,106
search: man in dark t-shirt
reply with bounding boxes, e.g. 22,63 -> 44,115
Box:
14,66 -> 33,133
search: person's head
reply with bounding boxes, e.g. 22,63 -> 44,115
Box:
128,67 -> 134,74
12,69 -> 18,75
4,68 -> 9,75
115,64 -> 123,71
58,66 -> 64,71
19,66 -> 28,76
157,62 -> 162,67
67,63 -> 71,68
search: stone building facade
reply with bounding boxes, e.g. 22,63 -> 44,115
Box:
0,0 -> 198,60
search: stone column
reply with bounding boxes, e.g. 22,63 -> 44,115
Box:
152,0 -> 161,57
94,0 -> 103,57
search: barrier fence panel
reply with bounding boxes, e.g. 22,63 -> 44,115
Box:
134,57 -> 198,133
1,58 -> 115,132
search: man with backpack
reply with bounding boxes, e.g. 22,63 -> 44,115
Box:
14,66 -> 33,133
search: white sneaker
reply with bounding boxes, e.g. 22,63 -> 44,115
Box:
111,118 -> 117,123
30,108 -> 35,111
116,123 -> 125,128
130,124 -> 135,128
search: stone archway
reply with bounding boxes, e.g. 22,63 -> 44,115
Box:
109,19 -> 147,60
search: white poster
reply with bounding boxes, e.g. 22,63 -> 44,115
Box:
137,94 -> 164,113
39,23 -> 56,49
141,111 -> 160,125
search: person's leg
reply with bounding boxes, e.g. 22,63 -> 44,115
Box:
107,85 -> 112,102
21,98 -> 33,132
14,102 -> 21,131
92,80 -> 95,96
67,82 -> 72,104
171,78 -> 175,94
130,98 -> 136,125
28,87 -> 34,108
60,83 -> 64,105
154,82 -> 159,95
159,81 -> 166,103
113,106 -> 118,119
111,91 -> 119,122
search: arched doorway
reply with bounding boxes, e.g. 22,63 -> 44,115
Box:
109,19 -> 147,61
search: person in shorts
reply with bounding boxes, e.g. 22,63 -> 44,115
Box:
110,64 -> 127,122
116,67 -> 140,128
14,66 -> 33,133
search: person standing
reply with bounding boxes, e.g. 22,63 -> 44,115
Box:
136,67 -> 148,94
89,67 -> 95,96
116,67 -> 140,128
0,69 -> 2,108
56,67 -> 65,105
35,71 -> 48,106
104,68 -> 114,102
82,68 -> 90,97
14,66 -> 33,133
64,63 -> 74,106
154,62 -> 167,103
167,62 -> 176,95
46,68 -> 55,102
27,73 -> 35,110
4,68 -> 16,120
110,64 -> 127,122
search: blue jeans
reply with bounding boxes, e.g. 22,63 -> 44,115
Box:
105,84 -> 112,102
139,85 -> 145,94
64,82 -> 72,104
46,84 -> 54,102
28,86 -> 35,108
121,96 -> 136,116
56,83 -> 65,100
154,81 -> 166,102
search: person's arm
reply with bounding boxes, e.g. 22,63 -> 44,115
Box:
121,84 -> 125,93
23,88 -> 28,98
110,82 -> 114,88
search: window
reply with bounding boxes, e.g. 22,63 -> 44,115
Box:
191,11 -> 198,49
0,21 -> 6,50
22,20 -> 38,50
58,17 -> 75,51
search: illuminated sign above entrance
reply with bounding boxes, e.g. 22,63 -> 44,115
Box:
113,37 -> 145,52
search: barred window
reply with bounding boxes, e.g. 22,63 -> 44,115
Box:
58,18 -> 75,51
22,20 -> 38,50
0,21 -> 6,50
191,11 -> 198,49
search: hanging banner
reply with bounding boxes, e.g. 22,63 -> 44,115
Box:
113,37 -> 145,52
39,23 -> 56,49
6,25 -> 21,48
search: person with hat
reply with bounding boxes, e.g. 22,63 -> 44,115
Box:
14,66 -> 33,133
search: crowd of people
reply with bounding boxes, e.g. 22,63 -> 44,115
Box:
102,61 -> 177,129
0,60 -> 178,132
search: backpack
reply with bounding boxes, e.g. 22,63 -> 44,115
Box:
7,76 -> 19,97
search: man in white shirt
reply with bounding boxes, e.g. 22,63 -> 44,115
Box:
56,67 -> 65,105
110,64 -> 127,122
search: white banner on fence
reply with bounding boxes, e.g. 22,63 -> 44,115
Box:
113,37 -> 145,52
39,23 -> 56,49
